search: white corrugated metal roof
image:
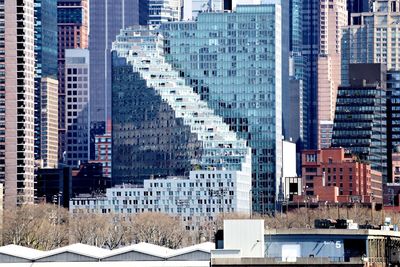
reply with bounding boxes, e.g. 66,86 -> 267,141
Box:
35,243 -> 109,260
168,242 -> 214,258
0,244 -> 46,260
0,242 -> 214,263
105,242 -> 173,258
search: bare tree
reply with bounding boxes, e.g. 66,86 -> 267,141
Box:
130,213 -> 186,249
3,204 -> 69,250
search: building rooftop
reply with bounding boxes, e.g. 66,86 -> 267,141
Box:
0,242 -> 214,263
264,228 -> 400,238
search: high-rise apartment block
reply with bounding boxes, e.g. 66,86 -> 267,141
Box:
40,78 -> 59,168
57,0 -> 89,163
332,64 -> 388,182
317,0 -> 347,149
157,4 -> 282,213
2,0 -> 36,207
34,0 -> 58,165
65,49 -> 90,167
342,0 -> 400,85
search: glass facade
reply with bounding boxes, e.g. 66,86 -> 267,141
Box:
159,4 -> 282,213
34,0 -> 58,161
89,0 -> 142,125
302,0 -> 320,148
112,26 -> 251,188
147,0 -> 181,25
89,0 -> 144,160
387,70 -> 400,183
287,0 -> 307,150
332,64 -> 387,182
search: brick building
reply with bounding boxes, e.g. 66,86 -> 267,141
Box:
301,148 -> 382,204
90,121 -> 111,178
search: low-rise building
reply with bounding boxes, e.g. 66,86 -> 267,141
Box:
70,168 -> 251,230
301,148 -> 382,204
212,220 -> 400,266
0,242 -> 213,265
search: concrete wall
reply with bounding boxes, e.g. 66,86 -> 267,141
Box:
223,220 -> 264,257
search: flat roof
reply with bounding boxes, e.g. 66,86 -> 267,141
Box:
264,228 -> 400,238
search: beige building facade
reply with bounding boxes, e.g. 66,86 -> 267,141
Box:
3,0 -> 35,208
342,0 -> 400,83
40,78 -> 59,168
317,0 -> 347,148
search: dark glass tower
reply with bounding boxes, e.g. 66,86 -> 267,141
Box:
34,0 -> 58,162
89,0 -> 144,160
332,64 -> 388,182
387,70 -> 400,183
302,0 -> 320,149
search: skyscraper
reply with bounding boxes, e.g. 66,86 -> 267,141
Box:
34,0 -> 58,165
158,4 -> 282,213
332,64 -> 388,181
2,0 -> 36,207
111,26 -> 251,187
302,0 -> 320,149
386,69 -> 400,183
89,0 -> 144,160
65,49 -> 90,167
317,0 -> 347,148
40,78 -> 59,168
341,0 -> 400,85
286,0 -> 307,150
57,0 -> 89,163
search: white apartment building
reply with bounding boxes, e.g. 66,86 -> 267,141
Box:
70,166 -> 251,230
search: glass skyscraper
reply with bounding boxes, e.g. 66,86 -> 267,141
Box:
111,25 -> 251,187
89,0 -> 145,160
158,4 -> 282,213
302,0 -> 320,149
34,0 -> 58,163
332,64 -> 387,182
387,70 -> 400,183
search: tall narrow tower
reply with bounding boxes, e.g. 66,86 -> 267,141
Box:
2,0 -> 36,207
317,0 -> 347,148
57,0 -> 89,163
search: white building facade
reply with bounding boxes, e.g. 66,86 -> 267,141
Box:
70,165 -> 251,230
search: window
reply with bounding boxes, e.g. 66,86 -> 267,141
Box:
306,154 -> 317,162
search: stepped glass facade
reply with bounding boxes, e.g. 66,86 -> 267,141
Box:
159,4 -> 282,213
112,27 -> 251,197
